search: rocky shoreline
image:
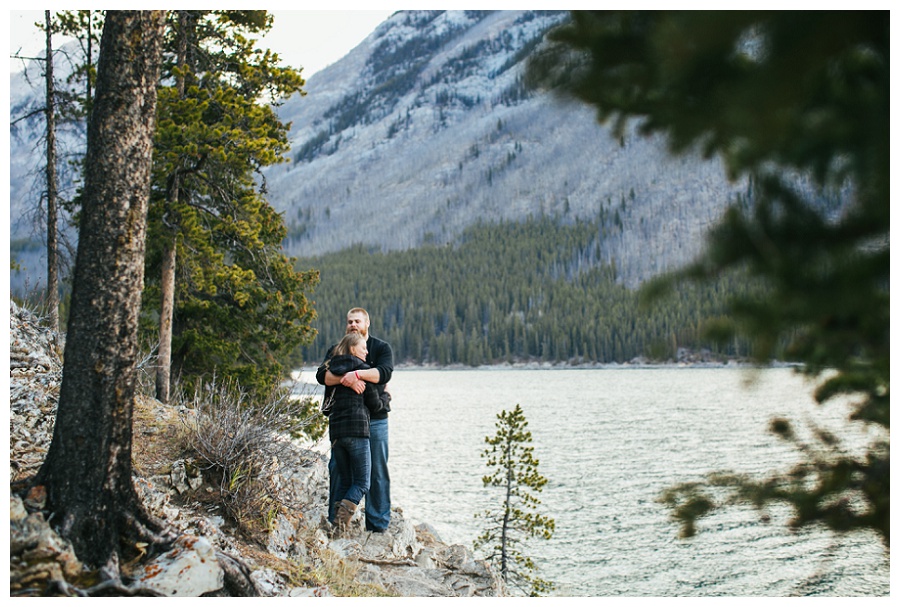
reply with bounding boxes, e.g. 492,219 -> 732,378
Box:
9,301 -> 502,597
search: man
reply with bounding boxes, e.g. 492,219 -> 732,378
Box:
316,307 -> 394,532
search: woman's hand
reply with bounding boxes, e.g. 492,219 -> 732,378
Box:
340,372 -> 366,394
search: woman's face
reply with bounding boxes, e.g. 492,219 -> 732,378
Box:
350,341 -> 368,360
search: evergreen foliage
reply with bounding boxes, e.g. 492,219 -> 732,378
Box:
140,10 -> 318,398
475,404 -> 554,596
48,10 -> 318,399
53,10 -> 103,123
294,214 -> 759,367
531,10 -> 889,545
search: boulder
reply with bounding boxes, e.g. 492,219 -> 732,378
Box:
9,495 -> 83,591
132,535 -> 223,597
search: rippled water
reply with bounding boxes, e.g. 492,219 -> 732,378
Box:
373,367 -> 888,596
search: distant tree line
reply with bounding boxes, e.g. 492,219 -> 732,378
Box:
293,215 -> 759,367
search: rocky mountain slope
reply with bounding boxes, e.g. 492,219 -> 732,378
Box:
265,9 -> 746,286
9,10 -> 745,292
9,301 -> 501,597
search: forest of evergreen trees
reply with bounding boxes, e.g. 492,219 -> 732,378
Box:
293,215 -> 757,367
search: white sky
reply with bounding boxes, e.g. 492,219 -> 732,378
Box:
2,8 -> 399,283
6,9 -> 398,77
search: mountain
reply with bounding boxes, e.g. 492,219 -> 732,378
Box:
8,10 -> 745,292
265,10 -> 746,286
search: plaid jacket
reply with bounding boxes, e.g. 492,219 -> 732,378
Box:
316,334 -> 395,423
321,354 -> 389,441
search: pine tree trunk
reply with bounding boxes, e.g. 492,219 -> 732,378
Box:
500,437 -> 512,584
85,11 -> 94,130
155,10 -> 194,404
156,236 -> 176,403
44,10 -> 59,335
35,10 -> 170,572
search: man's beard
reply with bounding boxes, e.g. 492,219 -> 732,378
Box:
347,327 -> 368,339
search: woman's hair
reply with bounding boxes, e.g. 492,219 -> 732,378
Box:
333,332 -> 366,356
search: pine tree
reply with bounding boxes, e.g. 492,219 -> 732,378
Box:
146,10 -> 317,400
475,404 -> 555,596
44,10 -> 317,400
34,10 -> 173,571
42,10 -> 60,334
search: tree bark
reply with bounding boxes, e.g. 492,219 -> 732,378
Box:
156,10 -> 195,404
35,10 -> 170,571
44,10 -> 59,334
156,238 -> 176,403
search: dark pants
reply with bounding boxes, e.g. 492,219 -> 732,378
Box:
328,436 -> 370,523
329,420 -> 390,530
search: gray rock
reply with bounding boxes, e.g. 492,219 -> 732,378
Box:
9,495 -> 83,588
266,512 -> 304,558
132,535 -> 224,597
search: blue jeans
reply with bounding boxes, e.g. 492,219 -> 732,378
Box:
329,436 -> 370,523
366,417 -> 391,531
328,420 -> 391,530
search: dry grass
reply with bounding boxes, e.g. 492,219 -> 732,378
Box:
131,394 -> 191,478
227,529 -> 394,597
129,388 -> 394,597
308,546 -> 393,597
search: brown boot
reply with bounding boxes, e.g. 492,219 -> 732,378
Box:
335,499 -> 357,531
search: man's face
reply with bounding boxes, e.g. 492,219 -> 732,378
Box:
346,312 -> 369,338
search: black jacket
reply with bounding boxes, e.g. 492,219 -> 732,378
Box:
316,334 -> 394,421
319,354 -> 391,441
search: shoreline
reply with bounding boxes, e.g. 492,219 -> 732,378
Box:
294,359 -> 802,377
394,360 -> 802,371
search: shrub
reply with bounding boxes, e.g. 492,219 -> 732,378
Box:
180,377 -> 324,534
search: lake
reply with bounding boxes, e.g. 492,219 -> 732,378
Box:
299,366 -> 889,596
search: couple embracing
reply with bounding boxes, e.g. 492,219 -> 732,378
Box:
315,307 -> 393,533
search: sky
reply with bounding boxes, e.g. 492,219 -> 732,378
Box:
3,8 -> 398,285
6,9 -> 398,77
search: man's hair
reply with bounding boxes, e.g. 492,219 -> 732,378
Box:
347,307 -> 370,322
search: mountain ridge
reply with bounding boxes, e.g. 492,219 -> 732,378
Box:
265,9 -> 744,286
9,10 -> 745,291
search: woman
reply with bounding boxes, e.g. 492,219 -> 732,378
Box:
320,332 -> 390,531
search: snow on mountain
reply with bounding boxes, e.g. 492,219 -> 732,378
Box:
9,10 -> 745,291
265,9 -> 744,285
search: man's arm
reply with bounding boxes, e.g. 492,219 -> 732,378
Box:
315,364 -> 330,385
323,370 -> 344,386
351,367 -> 381,383
336,368 -> 370,393
315,345 -> 335,386
338,339 -> 392,391
367,337 -> 394,384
